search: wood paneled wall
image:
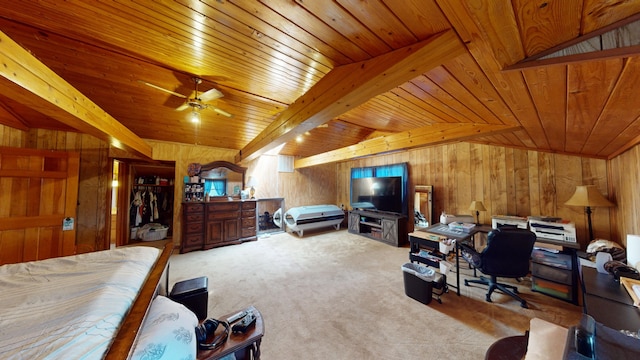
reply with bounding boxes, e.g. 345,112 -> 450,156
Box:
3,123 -> 637,253
609,146 -> 640,246
337,143 -> 612,250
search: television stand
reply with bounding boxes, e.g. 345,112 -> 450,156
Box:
348,209 -> 407,247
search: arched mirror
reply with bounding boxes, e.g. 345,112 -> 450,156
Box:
414,185 -> 433,229
199,161 -> 246,199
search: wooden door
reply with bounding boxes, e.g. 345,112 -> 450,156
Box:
0,146 -> 79,265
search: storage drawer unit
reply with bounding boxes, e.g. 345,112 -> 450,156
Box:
531,248 -> 577,304
181,203 -> 205,253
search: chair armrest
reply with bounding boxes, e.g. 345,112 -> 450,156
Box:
459,243 -> 482,268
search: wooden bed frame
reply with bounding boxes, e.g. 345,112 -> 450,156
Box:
103,240 -> 174,359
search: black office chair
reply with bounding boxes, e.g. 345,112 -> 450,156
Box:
461,227 -> 537,308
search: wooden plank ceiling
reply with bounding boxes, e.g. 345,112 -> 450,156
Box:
0,1 -> 639,165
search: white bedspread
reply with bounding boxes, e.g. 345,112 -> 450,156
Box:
0,246 -> 160,360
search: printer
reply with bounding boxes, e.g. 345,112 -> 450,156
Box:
492,215 -> 529,229
528,218 -> 577,243
439,212 -> 474,225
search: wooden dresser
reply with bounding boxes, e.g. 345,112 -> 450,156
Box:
181,200 -> 257,254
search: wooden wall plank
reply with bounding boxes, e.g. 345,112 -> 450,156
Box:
513,149 -> 531,216
456,142 -> 472,217
528,151 -> 541,216
504,148 -> 516,216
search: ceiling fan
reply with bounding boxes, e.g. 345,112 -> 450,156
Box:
139,77 -> 233,118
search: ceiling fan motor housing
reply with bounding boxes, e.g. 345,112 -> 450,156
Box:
188,98 -> 207,110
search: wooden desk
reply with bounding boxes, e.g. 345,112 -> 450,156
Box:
197,306 -> 264,360
409,223 -> 492,295
581,266 -> 640,331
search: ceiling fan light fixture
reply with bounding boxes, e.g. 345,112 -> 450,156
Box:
190,109 -> 201,123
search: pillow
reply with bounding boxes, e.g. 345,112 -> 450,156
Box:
132,295 -> 199,360
524,318 -> 568,360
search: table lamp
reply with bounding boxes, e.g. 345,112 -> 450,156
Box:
469,201 -> 486,225
246,176 -> 257,199
564,185 -> 614,242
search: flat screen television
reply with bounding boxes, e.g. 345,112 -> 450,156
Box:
350,176 -> 407,215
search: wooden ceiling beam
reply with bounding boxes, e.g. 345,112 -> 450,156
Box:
235,29 -> 466,164
503,45 -> 640,72
0,30 -> 152,159
504,16 -> 640,72
295,123 -> 521,168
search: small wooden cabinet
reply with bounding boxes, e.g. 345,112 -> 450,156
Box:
181,200 -> 257,253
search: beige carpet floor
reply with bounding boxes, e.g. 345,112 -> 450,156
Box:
169,229 -> 583,359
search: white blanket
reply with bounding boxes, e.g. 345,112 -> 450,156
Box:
0,246 -> 160,360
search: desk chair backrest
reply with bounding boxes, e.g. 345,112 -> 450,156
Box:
480,227 -> 537,278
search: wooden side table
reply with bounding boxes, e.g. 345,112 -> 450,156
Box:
484,334 -> 528,360
197,306 -> 264,360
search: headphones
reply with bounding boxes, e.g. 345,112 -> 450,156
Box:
195,318 -> 230,351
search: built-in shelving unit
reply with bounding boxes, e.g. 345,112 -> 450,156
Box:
129,164 -> 175,243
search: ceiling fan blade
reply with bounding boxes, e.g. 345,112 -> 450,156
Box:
212,107 -> 233,117
199,88 -> 224,102
176,102 -> 190,111
138,80 -> 187,98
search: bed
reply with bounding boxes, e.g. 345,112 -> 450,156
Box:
0,241 -> 173,359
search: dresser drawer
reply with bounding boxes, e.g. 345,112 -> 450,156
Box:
184,203 -> 204,213
185,222 -> 204,234
242,201 -> 256,210
183,233 -> 203,247
207,202 -> 240,212
242,228 -> 256,238
208,211 -> 240,221
185,213 -> 204,223
241,216 -> 256,227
